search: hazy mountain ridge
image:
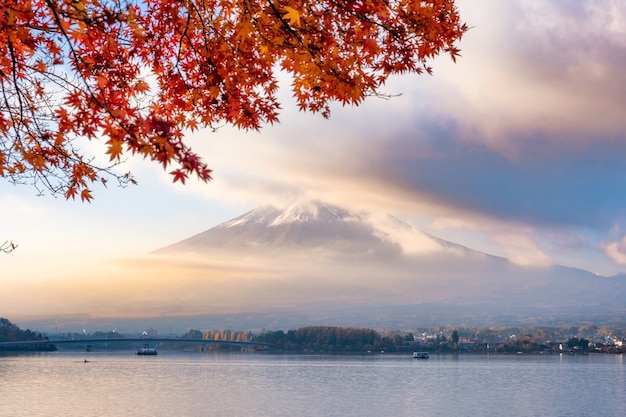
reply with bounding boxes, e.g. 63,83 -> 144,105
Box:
149,201 -> 626,329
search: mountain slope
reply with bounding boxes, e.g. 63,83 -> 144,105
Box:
156,200 -> 477,258
152,200 -> 626,327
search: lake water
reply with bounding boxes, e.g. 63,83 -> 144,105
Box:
1,351 -> 624,417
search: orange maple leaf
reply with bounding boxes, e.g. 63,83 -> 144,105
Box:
106,139 -> 124,161
80,189 -> 93,202
283,6 -> 300,27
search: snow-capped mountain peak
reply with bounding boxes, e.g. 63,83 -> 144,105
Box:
155,200 -> 471,258
270,200 -> 358,226
222,205 -> 279,228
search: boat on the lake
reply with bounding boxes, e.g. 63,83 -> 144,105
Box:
413,352 -> 429,359
136,345 -> 158,355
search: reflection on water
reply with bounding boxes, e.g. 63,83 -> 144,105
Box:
0,352 -> 624,417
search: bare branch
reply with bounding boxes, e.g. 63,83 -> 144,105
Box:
1,240 -> 18,254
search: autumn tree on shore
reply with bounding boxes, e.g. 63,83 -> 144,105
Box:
1,0 -> 466,200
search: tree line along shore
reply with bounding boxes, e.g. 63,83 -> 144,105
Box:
2,318 -> 625,354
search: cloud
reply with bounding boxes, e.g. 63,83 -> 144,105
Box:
602,237 -> 626,265
432,0 -> 626,149
1,242 -> 507,322
1,252 -> 383,320
491,233 -> 553,267
369,214 -> 443,255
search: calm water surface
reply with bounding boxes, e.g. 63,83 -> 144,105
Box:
0,351 -> 624,417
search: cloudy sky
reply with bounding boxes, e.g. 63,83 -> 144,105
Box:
3,0 -> 626,325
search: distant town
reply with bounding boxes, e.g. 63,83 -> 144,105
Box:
2,317 -> 625,354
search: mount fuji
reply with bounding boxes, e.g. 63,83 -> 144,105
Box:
154,201 -> 626,328
156,200 -> 473,258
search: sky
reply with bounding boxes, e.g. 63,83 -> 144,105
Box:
3,0 -> 626,327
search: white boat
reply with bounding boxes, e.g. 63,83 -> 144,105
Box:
413,351 -> 429,359
136,345 -> 158,355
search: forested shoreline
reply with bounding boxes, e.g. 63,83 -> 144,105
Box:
0,318 -> 57,352
183,324 -> 626,354
4,317 -> 625,354
0,318 -> 48,342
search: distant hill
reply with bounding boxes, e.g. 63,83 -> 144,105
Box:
150,200 -> 626,329
0,317 -> 47,342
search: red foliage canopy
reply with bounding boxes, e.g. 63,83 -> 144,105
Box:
0,0 -> 466,200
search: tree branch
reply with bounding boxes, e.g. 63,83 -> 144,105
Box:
1,240 -> 18,254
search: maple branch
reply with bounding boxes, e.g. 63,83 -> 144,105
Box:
6,41 -> 27,127
365,91 -> 402,100
181,0 -> 254,130
1,0 -> 465,200
266,0 -> 304,44
326,0 -> 392,32
174,8 -> 209,95
1,61 -> 133,195
36,2 -> 142,173
44,0 -> 102,108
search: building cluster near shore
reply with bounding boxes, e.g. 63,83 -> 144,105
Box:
405,331 -> 626,354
